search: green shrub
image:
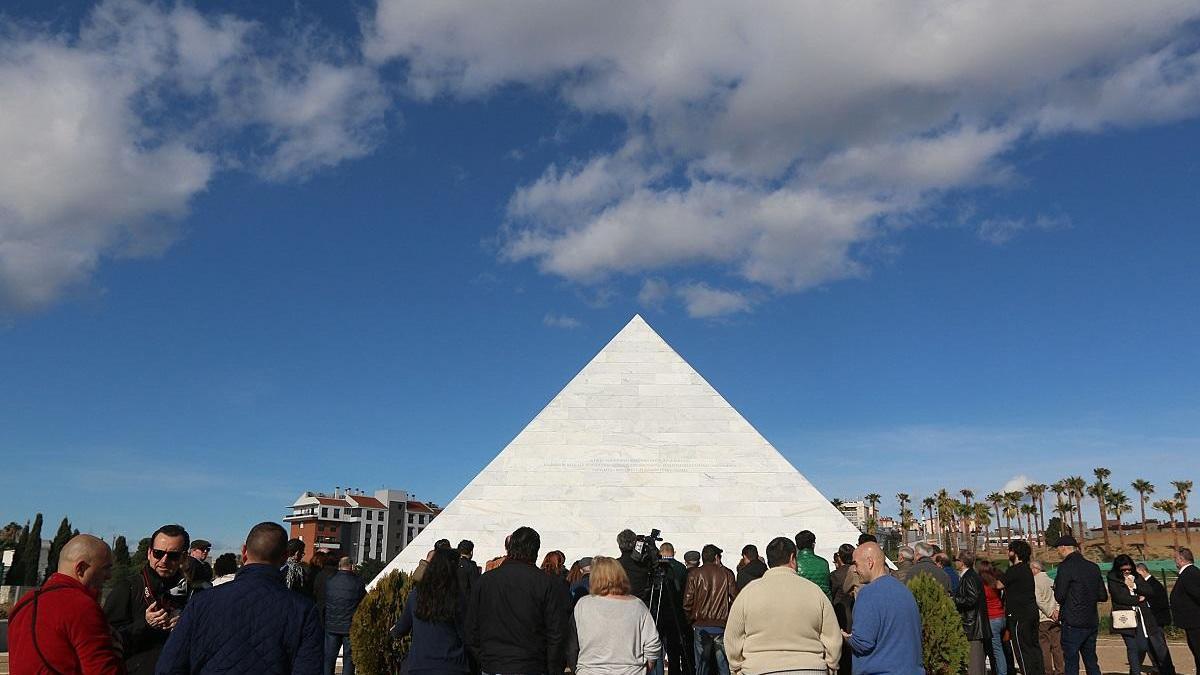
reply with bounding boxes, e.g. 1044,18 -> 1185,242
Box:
350,569 -> 414,675
907,574 -> 969,675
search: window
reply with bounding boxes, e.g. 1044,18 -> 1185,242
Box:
366,524 -> 372,538
333,508 -> 340,519
407,527 -> 414,540
299,522 -> 304,530
408,514 -> 414,524
321,507 -> 328,518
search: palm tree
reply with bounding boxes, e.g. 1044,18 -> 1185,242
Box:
865,493 -> 882,533
986,492 -> 1004,547
974,503 -> 992,548
1155,499 -> 1180,549
1066,476 -> 1088,540
1172,480 -> 1193,545
1003,492 -> 1022,543
1054,498 -> 1077,536
957,501 -> 975,551
831,498 -> 845,509
1093,467 -> 1113,547
1021,503 -> 1038,540
923,496 -> 937,540
1131,479 -> 1155,548
960,489 -> 976,549
1027,484 -> 1048,545
1107,490 -> 1132,550
896,493 -> 911,542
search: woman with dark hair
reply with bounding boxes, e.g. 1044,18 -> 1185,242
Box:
978,560 -> 1008,675
392,547 -> 471,675
1108,554 -> 1176,675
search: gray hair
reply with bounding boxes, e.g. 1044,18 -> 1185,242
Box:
899,546 -> 915,561
914,541 -> 935,559
1030,559 -> 1045,573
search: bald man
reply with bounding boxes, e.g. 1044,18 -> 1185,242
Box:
9,534 -> 126,674
844,543 -> 924,675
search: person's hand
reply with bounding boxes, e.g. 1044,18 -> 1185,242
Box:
145,602 -> 169,630
841,630 -> 852,639
1051,610 -> 1059,622
165,611 -> 181,631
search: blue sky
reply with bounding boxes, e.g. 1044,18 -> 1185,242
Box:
2,0 -> 1199,553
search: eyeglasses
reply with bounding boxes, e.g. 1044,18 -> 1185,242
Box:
152,549 -> 185,562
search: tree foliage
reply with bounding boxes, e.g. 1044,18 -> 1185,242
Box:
44,517 -> 74,582
350,569 -> 413,675
4,521 -> 30,584
908,573 -> 969,675
21,513 -> 44,586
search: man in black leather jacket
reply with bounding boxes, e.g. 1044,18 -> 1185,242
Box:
1052,536 -> 1107,675
953,550 -> 990,675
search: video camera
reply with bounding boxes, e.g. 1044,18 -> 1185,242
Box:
630,528 -> 662,565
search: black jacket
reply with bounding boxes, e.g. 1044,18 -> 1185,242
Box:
1053,551 -> 1108,628
618,553 -> 652,603
1002,561 -> 1038,622
104,567 -> 194,675
1107,568 -> 1159,635
466,559 -> 569,675
954,568 -> 991,642
458,558 -> 482,597
1171,565 -> 1200,630
323,570 -> 366,634
736,559 -> 767,590
1141,574 -> 1172,628
392,587 -> 471,675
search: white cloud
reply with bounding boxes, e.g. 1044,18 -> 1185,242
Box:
371,0 -> 1200,312
978,214 -> 1072,245
637,278 -> 671,310
0,0 -> 389,313
676,283 -> 752,319
1003,475 -> 1033,493
542,313 -> 582,329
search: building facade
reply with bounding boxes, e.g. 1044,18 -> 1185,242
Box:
285,487 -> 442,564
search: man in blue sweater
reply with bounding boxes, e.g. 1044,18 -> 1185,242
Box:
844,542 -> 925,675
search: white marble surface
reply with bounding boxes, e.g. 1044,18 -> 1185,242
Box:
373,315 -> 865,586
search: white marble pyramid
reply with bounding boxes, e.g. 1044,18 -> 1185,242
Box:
375,315 -> 864,581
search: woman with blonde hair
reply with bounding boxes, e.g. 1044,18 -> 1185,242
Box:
568,556 -> 661,675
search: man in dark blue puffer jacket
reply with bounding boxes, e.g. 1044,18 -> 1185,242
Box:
322,556 -> 367,675
156,522 -> 323,675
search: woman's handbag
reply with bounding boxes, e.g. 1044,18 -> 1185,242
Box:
1111,609 -> 1138,630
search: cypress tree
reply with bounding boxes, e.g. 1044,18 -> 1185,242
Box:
114,536 -> 131,566
131,537 -> 152,576
4,521 -> 29,584
21,513 -> 44,586
44,517 -> 74,582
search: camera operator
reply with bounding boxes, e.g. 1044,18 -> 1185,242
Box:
618,529 -> 652,601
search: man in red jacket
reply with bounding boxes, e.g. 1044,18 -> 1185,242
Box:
9,533 -> 126,674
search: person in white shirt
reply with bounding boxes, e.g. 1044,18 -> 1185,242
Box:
1031,560 -> 1063,675
569,556 -> 661,675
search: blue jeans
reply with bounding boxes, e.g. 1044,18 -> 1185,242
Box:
694,627 -> 729,675
1060,625 -> 1100,675
989,618 -> 1008,675
325,632 -> 354,675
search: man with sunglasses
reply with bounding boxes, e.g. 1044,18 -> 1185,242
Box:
105,524 -> 196,675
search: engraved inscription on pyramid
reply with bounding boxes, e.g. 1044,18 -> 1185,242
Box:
375,315 -> 864,580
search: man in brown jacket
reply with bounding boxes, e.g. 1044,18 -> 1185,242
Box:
684,544 -> 738,675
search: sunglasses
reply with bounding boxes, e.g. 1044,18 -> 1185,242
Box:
152,549 -> 185,562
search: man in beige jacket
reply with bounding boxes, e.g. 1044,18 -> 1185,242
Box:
1031,560 -> 1064,675
725,536 -> 842,675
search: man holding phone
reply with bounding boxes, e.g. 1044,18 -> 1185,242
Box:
105,524 -> 196,675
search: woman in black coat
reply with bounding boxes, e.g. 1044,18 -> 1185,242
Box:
1107,554 -> 1176,675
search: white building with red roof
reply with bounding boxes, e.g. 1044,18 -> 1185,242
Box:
285,487 -> 441,563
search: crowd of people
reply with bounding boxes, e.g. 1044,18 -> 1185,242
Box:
5,522 -> 1200,675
